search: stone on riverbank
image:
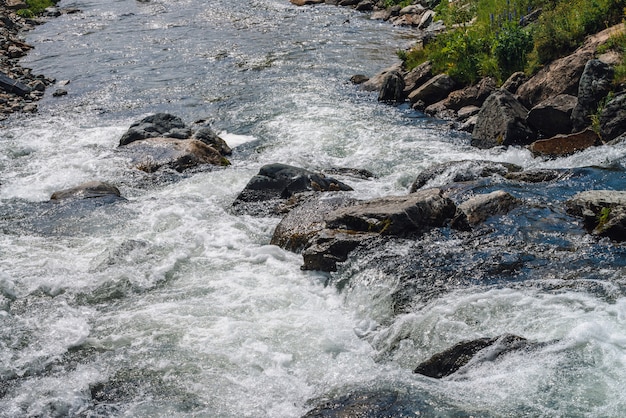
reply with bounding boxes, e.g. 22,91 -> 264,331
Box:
119,113 -> 189,146
526,94 -> 577,138
408,73 -> 456,106
378,70 -> 405,103
571,59 -> 614,132
600,92 -> 626,142
471,89 -> 535,149
458,190 -> 520,225
232,163 -> 353,216
566,190 -> 626,241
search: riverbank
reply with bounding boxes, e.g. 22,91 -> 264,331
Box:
0,2 -> 73,120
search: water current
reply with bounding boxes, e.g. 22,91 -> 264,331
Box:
1,0 -> 626,416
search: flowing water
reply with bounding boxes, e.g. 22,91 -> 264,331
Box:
1,0 -> 626,416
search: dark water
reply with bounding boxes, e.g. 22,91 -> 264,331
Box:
0,0 -> 625,416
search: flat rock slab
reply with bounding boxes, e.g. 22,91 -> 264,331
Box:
50,181 -> 123,202
458,190 -> 520,225
529,129 -> 601,157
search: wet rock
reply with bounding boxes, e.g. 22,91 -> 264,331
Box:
290,0 -> 325,5
414,334 -> 532,378
118,113 -> 189,146
410,160 -> 523,193
232,163 -> 353,216
0,71 -> 32,96
120,137 -> 230,173
441,77 -> 497,111
501,71 -> 527,94
600,92 -> 626,142
407,73 -> 456,106
417,9 -> 435,30
302,229 -> 376,272
571,59 -> 614,132
355,0 -> 374,11
192,126 -> 232,155
378,70 -> 405,103
526,94 -> 577,137
325,188 -> 457,236
52,89 -> 67,97
338,0 -> 359,6
504,169 -> 566,183
302,389 -> 420,418
566,190 -> 626,241
471,89 -> 535,149
50,181 -> 123,202
349,74 -> 369,85
323,167 -> 375,180
529,128 -> 601,157
271,194 -> 356,252
458,190 -> 520,225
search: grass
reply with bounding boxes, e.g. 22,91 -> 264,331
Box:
16,0 -> 59,18
399,0 -> 626,86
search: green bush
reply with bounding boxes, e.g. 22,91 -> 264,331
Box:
493,22 -> 534,78
16,0 -> 58,18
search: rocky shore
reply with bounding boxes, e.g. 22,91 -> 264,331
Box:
0,2 -> 79,120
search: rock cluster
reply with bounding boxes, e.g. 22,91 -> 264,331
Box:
292,0 -> 626,157
0,3 -> 79,119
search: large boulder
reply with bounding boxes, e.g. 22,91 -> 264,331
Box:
566,190 -> 626,241
270,194 -> 356,252
192,127 -> 232,155
600,92 -> 626,142
378,70 -> 405,103
120,137 -> 230,173
571,59 -> 614,132
232,163 -> 353,216
413,334 -> 533,378
440,77 -> 497,111
410,160 -> 522,192
403,61 -> 433,94
362,63 -> 403,92
458,190 -> 520,225
119,113 -> 190,146
526,94 -> 577,137
408,74 -> 456,106
528,128 -> 601,157
471,89 -> 535,149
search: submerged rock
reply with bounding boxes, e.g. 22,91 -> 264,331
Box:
303,389 -> 416,418
232,163 -> 353,216
504,169 -> 566,183
410,160 -> 522,192
50,181 -> 123,202
566,190 -> 626,241
414,334 -> 533,378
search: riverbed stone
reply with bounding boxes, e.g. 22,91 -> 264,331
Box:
504,169 -> 566,183
232,163 -> 353,216
120,137 -> 230,173
441,77 -> 496,111
526,94 -> 577,137
403,60 -> 433,94
471,89 -> 535,149
413,334 -> 531,378
571,59 -> 614,132
566,190 -> 626,241
528,128 -> 601,157
458,190 -> 520,225
192,127 -> 232,155
50,181 -> 123,202
290,0 -> 325,5
410,160 -> 523,192
119,113 -> 189,146
362,63 -> 403,92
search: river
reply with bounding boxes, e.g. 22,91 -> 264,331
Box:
1,0 -> 626,416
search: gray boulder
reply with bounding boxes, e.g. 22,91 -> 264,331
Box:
501,71 -> 528,94
192,127 -> 232,155
50,181 -> 123,203
378,70 -> 405,103
119,113 -> 189,146
120,137 -> 230,173
471,89 -> 535,149
526,94 -> 577,137
571,59 -> 614,132
362,63 -> 403,92
600,92 -> 626,142
458,190 -> 520,225
408,74 -> 456,106
528,128 -> 600,157
232,164 -> 353,216
403,61 -> 433,94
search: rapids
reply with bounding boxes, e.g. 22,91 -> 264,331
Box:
0,0 -> 625,416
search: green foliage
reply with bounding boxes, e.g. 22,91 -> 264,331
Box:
591,92 -> 615,137
399,0 -> 626,87
16,0 -> 58,18
597,207 -> 612,229
383,0 -> 412,7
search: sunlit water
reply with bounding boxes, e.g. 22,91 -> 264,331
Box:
1,0 -> 626,416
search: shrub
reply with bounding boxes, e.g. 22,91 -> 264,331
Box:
493,22 -> 534,78
16,0 -> 58,18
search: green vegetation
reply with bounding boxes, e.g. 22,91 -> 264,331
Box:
384,0 -> 413,7
598,26 -> 626,84
16,0 -> 59,18
399,0 -> 626,86
597,206 -> 613,229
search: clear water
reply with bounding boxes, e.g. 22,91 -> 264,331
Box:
0,0 -> 625,416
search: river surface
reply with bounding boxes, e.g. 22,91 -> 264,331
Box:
1,0 -> 626,416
